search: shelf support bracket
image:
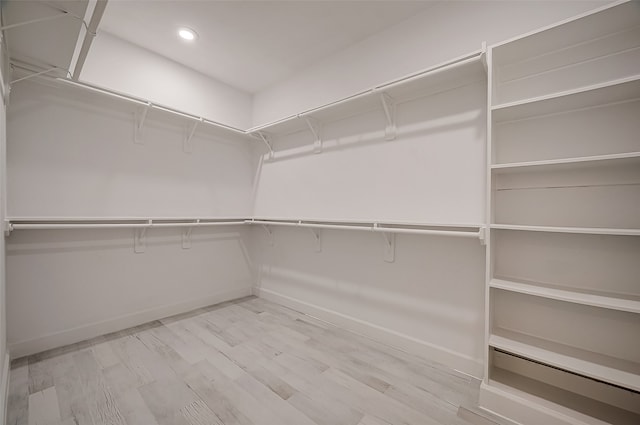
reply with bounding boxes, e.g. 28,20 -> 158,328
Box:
184,118 -> 203,153
480,42 -> 488,72
379,92 -> 397,141
261,224 -> 274,246
4,220 -> 12,236
134,220 -> 151,253
0,10 -> 75,31
479,227 -> 487,246
304,223 -> 322,252
135,102 -> 151,144
182,220 -> 198,249
303,116 -> 323,153
255,131 -> 274,160
374,224 -> 396,262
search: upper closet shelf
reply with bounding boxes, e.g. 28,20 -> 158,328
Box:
491,1 -> 639,66
247,49 -> 486,138
491,152 -> 640,173
492,75 -> 640,123
43,77 -> 254,143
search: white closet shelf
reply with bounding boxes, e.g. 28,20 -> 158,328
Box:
491,152 -> 640,173
489,329 -> 640,392
486,368 -> 640,425
47,78 -> 253,142
492,75 -> 640,123
491,224 -> 640,237
247,49 -> 486,137
491,1 -> 640,65
490,278 -> 640,314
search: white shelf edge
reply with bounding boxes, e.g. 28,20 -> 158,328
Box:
491,152 -> 640,171
490,278 -> 640,314
489,0 -> 630,51
488,333 -> 640,392
491,224 -> 640,236
491,74 -> 640,113
52,78 -> 251,139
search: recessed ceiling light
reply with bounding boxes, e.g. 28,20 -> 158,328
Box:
178,27 -> 197,41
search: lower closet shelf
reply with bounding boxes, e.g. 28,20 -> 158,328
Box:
490,278 -> 640,314
489,329 -> 640,392
488,366 -> 640,425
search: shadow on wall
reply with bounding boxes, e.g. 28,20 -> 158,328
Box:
264,82 -> 486,162
250,226 -> 486,361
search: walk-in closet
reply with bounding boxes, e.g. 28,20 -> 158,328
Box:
0,1 -> 637,424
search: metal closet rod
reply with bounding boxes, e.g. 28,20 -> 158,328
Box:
6,218 -> 485,240
7,219 -> 246,232
246,219 -> 483,239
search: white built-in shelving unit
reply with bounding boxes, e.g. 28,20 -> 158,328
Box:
481,1 -> 640,424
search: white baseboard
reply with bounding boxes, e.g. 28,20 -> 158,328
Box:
254,286 -> 483,378
9,286 -> 252,359
0,353 -> 9,425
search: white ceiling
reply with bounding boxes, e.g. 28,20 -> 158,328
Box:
98,1 -> 435,93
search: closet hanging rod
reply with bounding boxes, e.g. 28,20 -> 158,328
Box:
7,220 -> 246,233
245,219 -> 483,240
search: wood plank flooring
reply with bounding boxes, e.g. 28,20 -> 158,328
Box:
7,296 -> 492,425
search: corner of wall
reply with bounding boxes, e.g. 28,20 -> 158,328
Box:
0,38 -> 8,425
81,31 -> 254,129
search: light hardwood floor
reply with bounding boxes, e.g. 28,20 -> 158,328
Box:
7,296 -> 495,425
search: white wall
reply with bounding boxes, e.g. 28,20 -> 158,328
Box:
252,0 -> 609,125
251,227 -> 486,376
253,81 -> 486,223
251,78 -> 487,376
0,43 -> 8,422
6,226 -> 253,358
82,31 -> 253,129
5,79 -> 259,357
7,80 -> 257,218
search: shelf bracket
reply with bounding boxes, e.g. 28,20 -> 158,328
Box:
480,42 -> 488,72
379,92 -> 397,141
0,10 -> 75,31
134,221 -> 151,253
4,220 -> 12,236
135,102 -> 151,144
303,116 -> 323,154
9,66 -> 62,86
255,131 -> 274,160
261,224 -> 274,246
479,227 -> 487,246
374,224 -> 396,262
304,223 -> 322,252
182,220 -> 198,249
184,118 -> 203,153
